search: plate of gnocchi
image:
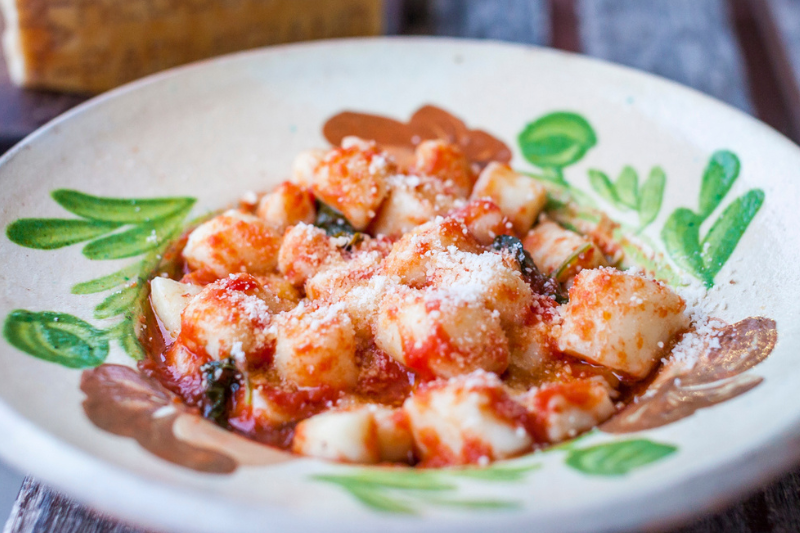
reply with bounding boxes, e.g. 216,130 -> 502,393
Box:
0,38 -> 796,533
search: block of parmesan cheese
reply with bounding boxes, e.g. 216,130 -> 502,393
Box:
0,0 -> 384,93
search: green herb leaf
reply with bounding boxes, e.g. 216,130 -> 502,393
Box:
94,283 -> 141,319
552,242 -> 592,282
491,235 -> 537,277
52,189 -> 195,223
315,201 -> 357,237
200,358 -> 241,427
72,261 -> 146,295
701,189 -> 764,280
661,208 -> 708,285
587,170 -> 618,206
6,219 -> 121,250
82,206 -> 191,260
698,150 -> 740,220
3,310 -> 108,368
518,112 -> 597,169
615,166 -> 639,209
565,439 -> 677,476
638,166 -> 666,230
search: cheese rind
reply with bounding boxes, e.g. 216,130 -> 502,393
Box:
1,0 -> 384,93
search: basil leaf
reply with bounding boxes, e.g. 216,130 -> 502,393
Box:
315,201 -> 357,237
200,358 -> 241,427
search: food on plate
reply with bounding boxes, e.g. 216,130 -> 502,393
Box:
142,137 -> 692,467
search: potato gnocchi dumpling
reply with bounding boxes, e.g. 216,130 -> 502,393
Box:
311,138 -> 393,230
375,287 -> 510,379
413,139 -> 476,198
404,372 -> 532,466
256,181 -> 316,232
274,302 -> 359,390
182,210 -> 281,277
146,137 -> 693,468
558,268 -> 689,379
471,162 -> 547,234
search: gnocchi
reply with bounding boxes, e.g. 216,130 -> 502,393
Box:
145,137 -> 693,468
471,162 -> 547,234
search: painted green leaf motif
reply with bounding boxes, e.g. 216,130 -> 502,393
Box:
316,471 -> 453,491
615,166 -> 639,209
661,208 -> 708,284
638,167 -> 666,230
449,463 -> 541,481
424,498 -> 519,510
314,466 -> 528,514
114,320 -> 145,360
6,219 -> 121,250
52,189 -> 196,224
94,284 -> 141,319
565,439 -> 677,476
698,150 -> 740,219
701,189 -> 764,279
103,320 -> 145,360
340,485 -> 415,514
71,261 -> 146,295
82,206 -> 191,260
587,170 -> 618,205
3,310 -> 108,368
518,112 -> 597,168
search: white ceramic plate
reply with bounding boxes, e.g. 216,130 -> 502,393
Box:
0,38 -> 798,533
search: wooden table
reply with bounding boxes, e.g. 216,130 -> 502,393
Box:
4,1 -> 800,531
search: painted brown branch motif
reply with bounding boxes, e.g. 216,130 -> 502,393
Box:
81,364 -> 292,473
323,105 -> 512,169
602,318 -> 777,433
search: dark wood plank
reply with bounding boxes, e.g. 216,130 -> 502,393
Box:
747,0 -> 800,141
575,0 -> 753,112
762,469 -> 800,533
728,0 -> 795,140
4,477 -> 149,533
0,15 -> 85,152
413,0 -> 550,44
0,56 -> 87,153
550,0 -> 581,52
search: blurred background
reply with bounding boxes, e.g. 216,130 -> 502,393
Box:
1,0 -> 799,531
